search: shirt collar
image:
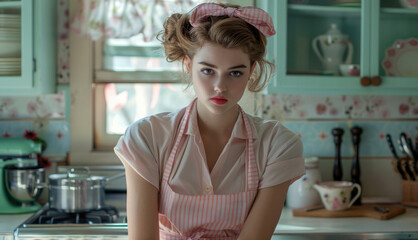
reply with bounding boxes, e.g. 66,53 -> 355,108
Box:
184,102 -> 258,140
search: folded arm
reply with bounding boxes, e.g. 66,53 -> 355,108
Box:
237,179 -> 292,240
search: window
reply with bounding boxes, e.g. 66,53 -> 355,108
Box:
70,0 -> 256,165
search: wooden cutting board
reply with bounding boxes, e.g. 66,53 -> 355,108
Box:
292,204 -> 406,220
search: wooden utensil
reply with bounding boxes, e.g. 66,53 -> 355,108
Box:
332,128 -> 344,181
350,126 -> 362,205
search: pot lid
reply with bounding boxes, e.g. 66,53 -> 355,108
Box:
48,173 -> 106,186
48,167 -> 107,186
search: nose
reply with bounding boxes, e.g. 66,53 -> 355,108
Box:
214,76 -> 226,93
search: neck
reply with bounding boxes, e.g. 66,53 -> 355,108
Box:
196,101 -> 239,138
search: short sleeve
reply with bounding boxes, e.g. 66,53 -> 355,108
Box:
114,119 -> 160,190
258,124 -> 305,189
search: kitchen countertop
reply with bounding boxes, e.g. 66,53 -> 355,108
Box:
2,193 -> 418,239
0,212 -> 32,238
274,206 -> 418,239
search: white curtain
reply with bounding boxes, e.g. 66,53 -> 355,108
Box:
71,0 -> 197,41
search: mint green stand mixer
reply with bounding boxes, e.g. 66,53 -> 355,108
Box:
0,138 -> 45,214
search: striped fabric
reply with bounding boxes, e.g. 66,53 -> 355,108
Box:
159,99 -> 259,239
189,3 -> 276,37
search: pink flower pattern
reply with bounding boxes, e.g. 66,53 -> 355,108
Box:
316,104 -> 327,115
399,104 -> 410,115
261,95 -> 417,120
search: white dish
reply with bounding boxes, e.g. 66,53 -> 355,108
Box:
399,0 -> 418,8
0,58 -> 21,63
0,72 -> 21,76
382,38 -> 418,77
0,64 -> 20,67
0,42 -> 21,58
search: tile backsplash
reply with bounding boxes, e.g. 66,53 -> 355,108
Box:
261,94 -> 418,157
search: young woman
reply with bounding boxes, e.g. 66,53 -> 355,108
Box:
114,3 -> 305,240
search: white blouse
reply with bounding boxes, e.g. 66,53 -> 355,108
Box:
114,103 -> 305,195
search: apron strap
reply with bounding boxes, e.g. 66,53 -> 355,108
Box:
162,99 -> 195,182
240,108 -> 258,191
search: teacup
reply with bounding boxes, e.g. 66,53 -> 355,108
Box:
339,64 -> 360,76
313,181 -> 361,211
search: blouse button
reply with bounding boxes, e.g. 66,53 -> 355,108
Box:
204,186 -> 212,194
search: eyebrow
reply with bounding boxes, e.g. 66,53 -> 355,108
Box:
198,61 -> 247,70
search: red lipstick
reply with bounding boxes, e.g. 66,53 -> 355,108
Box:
210,96 -> 228,105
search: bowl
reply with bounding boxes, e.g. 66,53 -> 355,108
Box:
5,167 -> 45,203
399,0 -> 418,8
339,64 -> 360,76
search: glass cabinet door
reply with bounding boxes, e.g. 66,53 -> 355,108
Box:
0,0 -> 33,90
371,0 -> 418,94
286,0 -> 363,78
261,0 -> 370,95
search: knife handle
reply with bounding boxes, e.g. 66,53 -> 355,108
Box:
386,134 -> 399,159
406,137 -> 418,161
401,159 -> 416,181
392,159 -> 407,180
408,159 -> 418,178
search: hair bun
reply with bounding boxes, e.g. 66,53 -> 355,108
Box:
159,13 -> 192,62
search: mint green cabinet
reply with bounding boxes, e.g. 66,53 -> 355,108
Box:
258,0 -> 418,95
0,0 -> 56,96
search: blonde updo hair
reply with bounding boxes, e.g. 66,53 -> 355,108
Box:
157,3 -> 274,92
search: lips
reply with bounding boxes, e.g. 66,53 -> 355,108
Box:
210,96 -> 228,105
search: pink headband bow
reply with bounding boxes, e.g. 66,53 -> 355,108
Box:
189,3 -> 276,37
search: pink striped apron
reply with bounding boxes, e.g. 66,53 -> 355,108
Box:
159,100 -> 259,240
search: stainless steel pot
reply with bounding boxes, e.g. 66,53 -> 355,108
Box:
48,167 -> 124,212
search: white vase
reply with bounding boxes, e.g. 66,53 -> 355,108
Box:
286,157 -> 322,209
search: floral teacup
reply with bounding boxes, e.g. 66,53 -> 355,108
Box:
313,181 -> 361,211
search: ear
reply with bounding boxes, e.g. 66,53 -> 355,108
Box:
249,62 -> 257,77
184,55 -> 191,72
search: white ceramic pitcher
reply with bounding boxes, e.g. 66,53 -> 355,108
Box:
286,157 -> 322,209
312,24 -> 353,75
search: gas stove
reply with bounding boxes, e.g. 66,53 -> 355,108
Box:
14,203 -> 128,239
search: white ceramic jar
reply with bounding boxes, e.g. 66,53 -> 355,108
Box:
286,157 -> 322,209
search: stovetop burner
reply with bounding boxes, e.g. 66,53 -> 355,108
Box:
36,206 -> 119,224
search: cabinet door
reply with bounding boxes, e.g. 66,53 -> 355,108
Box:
370,0 -> 418,95
0,0 -> 34,93
0,0 -> 56,96
259,0 -> 417,95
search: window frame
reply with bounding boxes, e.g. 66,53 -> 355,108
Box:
69,0 -> 257,165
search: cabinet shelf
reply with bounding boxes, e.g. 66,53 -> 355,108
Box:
0,1 -> 21,8
288,4 -> 361,17
381,8 -> 418,16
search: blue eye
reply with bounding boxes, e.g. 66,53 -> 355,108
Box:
202,69 -> 214,75
230,71 -> 243,77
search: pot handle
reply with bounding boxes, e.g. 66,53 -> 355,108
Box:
106,172 -> 126,182
67,167 -> 91,178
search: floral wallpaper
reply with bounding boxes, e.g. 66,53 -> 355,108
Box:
0,91 -> 66,120
58,0 -> 70,84
262,94 -> 418,120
